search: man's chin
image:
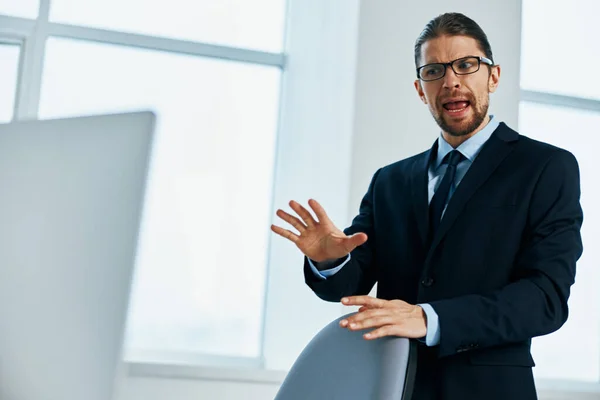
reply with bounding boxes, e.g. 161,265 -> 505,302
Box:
439,117 -> 476,137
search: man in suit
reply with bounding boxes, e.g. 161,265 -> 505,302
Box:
271,12 -> 583,400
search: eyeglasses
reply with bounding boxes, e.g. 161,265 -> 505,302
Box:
416,56 -> 494,82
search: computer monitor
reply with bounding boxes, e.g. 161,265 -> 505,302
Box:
0,111 -> 155,400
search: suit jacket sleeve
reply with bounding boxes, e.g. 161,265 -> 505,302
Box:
429,150 -> 584,358
303,168 -> 382,302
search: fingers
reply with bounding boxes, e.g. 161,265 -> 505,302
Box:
341,295 -> 388,308
270,224 -> 300,243
275,209 -> 307,233
331,232 -> 368,254
351,315 -> 396,331
347,232 -> 368,249
289,200 -> 317,227
340,309 -> 393,330
340,315 -> 412,340
308,199 -> 332,224
362,325 -> 398,340
339,298 -> 426,340
346,308 -> 389,322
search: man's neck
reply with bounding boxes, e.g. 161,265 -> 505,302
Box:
442,115 -> 491,149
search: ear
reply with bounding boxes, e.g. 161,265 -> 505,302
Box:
414,80 -> 428,104
488,64 -> 501,93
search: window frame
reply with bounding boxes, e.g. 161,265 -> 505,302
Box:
0,36 -> 25,122
1,0 -> 290,375
5,0 -> 366,380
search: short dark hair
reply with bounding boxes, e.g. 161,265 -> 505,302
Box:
414,13 -> 494,67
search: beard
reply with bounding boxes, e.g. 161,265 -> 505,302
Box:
432,94 -> 489,137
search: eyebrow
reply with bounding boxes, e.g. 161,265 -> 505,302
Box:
423,55 -> 482,64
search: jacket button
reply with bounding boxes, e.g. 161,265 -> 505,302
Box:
421,277 -> 434,287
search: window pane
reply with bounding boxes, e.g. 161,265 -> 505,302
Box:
39,37 -> 281,361
519,101 -> 600,382
521,0 -> 600,100
49,0 -> 286,53
0,43 -> 20,123
0,0 -> 39,19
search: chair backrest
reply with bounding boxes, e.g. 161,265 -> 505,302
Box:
274,312 -> 417,400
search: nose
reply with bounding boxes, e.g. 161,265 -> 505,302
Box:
442,66 -> 461,89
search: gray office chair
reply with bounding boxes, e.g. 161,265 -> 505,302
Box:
274,312 -> 417,400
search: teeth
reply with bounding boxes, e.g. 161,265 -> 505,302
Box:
446,104 -> 469,113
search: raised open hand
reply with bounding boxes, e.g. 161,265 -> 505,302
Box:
271,199 -> 367,262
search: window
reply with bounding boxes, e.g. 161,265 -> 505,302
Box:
39,37 -> 281,361
0,42 -> 20,123
0,0 -> 372,377
49,0 -> 286,53
520,0 -> 600,383
0,0 -> 39,19
520,0 -> 600,101
3,0 -> 287,367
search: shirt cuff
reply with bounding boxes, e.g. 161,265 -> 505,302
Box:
417,303 -> 440,346
307,254 -> 352,280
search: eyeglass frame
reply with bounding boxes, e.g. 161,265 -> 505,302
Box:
416,56 -> 495,82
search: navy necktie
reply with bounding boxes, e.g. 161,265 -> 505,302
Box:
429,149 -> 464,237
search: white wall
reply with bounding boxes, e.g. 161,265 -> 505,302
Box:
118,1 -> 599,399
261,0 -> 362,372
119,366 -> 282,400
121,378 -> 278,400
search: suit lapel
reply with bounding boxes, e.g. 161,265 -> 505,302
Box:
425,123 -> 519,261
411,141 -> 438,248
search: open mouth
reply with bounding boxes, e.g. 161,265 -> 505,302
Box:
443,101 -> 471,113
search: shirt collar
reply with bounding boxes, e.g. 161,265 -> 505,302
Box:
434,115 -> 500,169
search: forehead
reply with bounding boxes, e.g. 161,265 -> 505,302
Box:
420,35 -> 484,64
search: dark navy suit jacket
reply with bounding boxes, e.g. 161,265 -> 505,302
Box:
304,122 -> 583,400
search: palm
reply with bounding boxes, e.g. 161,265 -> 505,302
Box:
271,199 -> 367,262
